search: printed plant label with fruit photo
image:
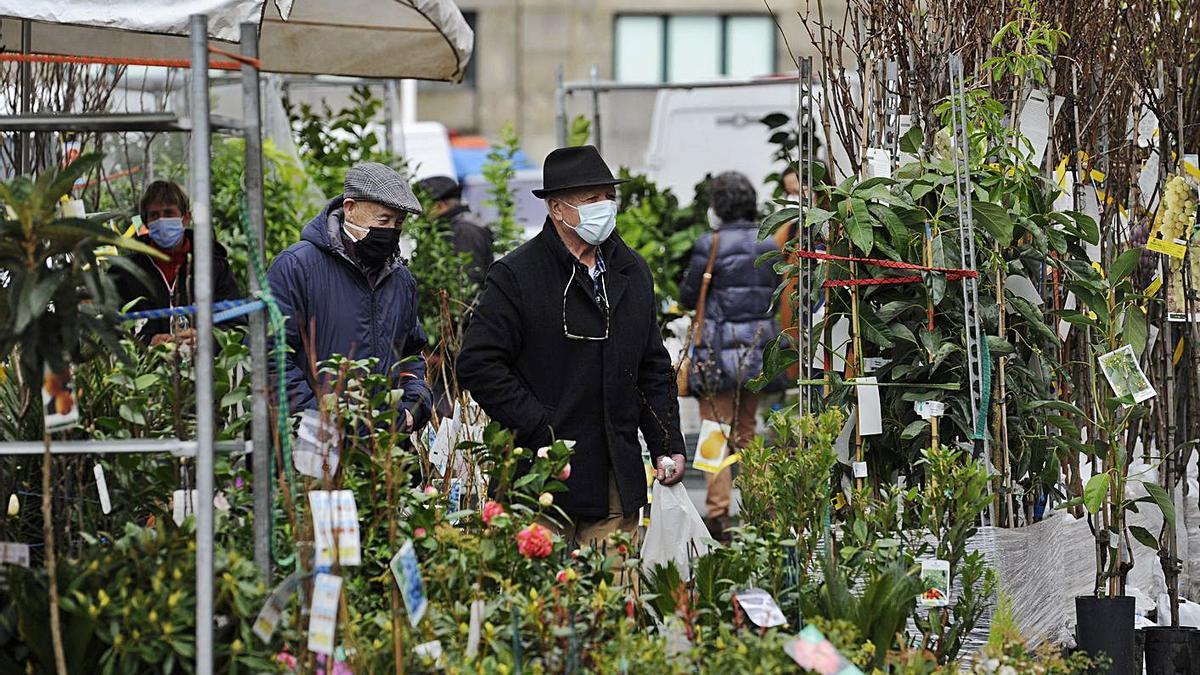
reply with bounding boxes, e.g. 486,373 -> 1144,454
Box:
919,559 -> 951,608
42,365 -> 79,432
692,419 -> 731,474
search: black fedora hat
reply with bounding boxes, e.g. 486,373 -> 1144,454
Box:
532,145 -> 628,198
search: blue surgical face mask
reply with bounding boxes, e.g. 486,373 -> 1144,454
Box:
148,216 -> 185,249
564,200 -> 618,246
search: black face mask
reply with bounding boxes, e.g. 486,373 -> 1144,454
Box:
354,227 -> 401,268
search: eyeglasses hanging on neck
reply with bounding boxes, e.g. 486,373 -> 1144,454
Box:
562,263 -> 609,341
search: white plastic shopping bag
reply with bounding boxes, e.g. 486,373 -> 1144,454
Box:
641,481 -> 713,579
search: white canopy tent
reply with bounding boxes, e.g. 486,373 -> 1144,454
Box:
0,0 -> 474,82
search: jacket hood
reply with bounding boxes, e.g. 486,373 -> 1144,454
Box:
301,195 -> 348,253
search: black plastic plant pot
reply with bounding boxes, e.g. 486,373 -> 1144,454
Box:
1076,595 -> 1136,674
1143,626 -> 1200,675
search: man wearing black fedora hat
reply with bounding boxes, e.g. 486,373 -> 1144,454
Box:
457,145 -> 687,546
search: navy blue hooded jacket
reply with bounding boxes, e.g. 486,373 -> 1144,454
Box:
267,195 -> 432,429
680,220 -> 785,395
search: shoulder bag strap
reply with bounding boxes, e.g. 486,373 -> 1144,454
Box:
690,231 -> 721,349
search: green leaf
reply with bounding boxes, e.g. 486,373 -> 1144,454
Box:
1141,481 -> 1176,527
868,203 -> 908,243
901,419 -> 929,441
1007,296 -> 1058,343
14,274 -> 64,335
844,198 -> 875,254
1083,473 -> 1110,514
760,113 -> 790,129
859,311 -> 895,348
1108,248 -> 1142,285
1123,308 -> 1148,359
910,182 -> 935,201
899,126 -> 924,154
220,390 -> 250,408
876,300 -> 916,323
1128,525 -> 1159,551
973,201 -> 1014,246
759,207 -> 799,240
1028,399 -> 1087,418
804,207 -> 837,229
1065,210 -> 1100,245
985,335 -> 1016,356
930,342 -> 958,373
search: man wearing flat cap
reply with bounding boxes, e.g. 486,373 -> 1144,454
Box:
457,145 -> 687,545
268,162 -> 433,433
416,175 -> 494,289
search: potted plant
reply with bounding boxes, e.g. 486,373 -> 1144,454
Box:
1059,247 -> 1167,673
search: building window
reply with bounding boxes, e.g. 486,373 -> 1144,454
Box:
614,14 -> 776,84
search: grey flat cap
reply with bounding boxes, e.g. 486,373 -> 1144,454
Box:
344,162 -> 423,215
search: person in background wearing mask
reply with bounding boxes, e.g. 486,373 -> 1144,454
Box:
680,171 -> 785,542
267,163 -> 433,434
111,180 -> 242,345
457,145 -> 686,546
416,175 -> 494,291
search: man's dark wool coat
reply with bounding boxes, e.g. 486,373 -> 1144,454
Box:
457,219 -> 685,518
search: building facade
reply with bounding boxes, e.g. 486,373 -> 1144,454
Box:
417,1 -> 833,164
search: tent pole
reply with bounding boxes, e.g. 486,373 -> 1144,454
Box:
241,21 -> 272,582
555,64 -> 567,147
189,14 -> 216,675
18,19 -> 32,174
590,65 -> 602,152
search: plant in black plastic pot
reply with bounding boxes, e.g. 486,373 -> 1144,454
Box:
1057,247 -> 1167,673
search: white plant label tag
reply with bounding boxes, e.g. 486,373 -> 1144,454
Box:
914,400 -> 946,420
333,490 -> 361,566
852,461 -> 868,479
466,599 -> 484,658
308,491 -> 336,567
855,377 -> 883,436
307,572 -> 342,656
93,463 -> 112,515
0,542 -> 31,568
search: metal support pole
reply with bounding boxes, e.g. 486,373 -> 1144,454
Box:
384,79 -> 400,157
241,22 -> 272,581
948,56 -> 987,461
554,64 -> 567,147
189,14 -> 216,675
797,57 -> 815,415
589,65 -> 602,153
18,19 -> 33,174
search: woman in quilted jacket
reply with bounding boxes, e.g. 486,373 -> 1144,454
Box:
680,171 -> 784,541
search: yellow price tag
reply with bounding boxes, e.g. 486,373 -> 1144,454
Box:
1148,237 -> 1188,259
1145,273 -> 1163,297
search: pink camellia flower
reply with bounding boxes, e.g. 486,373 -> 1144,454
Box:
414,527 -> 427,539
556,568 -> 577,584
482,500 -> 506,525
538,492 -> 554,507
276,651 -> 298,671
537,447 -> 550,459
557,463 -> 571,481
423,485 -> 438,496
516,524 -> 553,559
